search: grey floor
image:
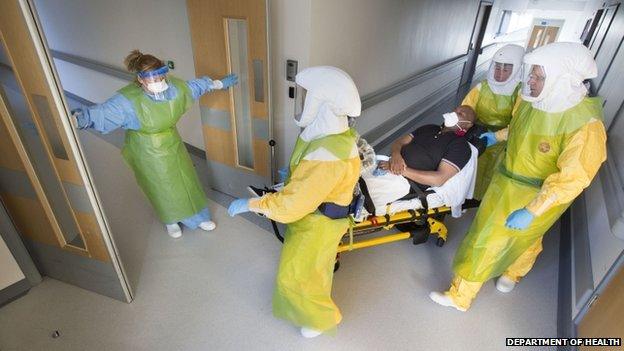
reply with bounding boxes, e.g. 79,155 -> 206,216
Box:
0,207 -> 560,351
0,72 -> 559,350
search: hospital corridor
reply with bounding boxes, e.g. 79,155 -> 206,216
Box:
0,0 -> 623,350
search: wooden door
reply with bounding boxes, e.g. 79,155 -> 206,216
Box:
0,0 -> 130,302
187,0 -> 272,197
527,25 -> 560,51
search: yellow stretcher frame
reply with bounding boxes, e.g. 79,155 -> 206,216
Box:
337,205 -> 453,253
265,191 -> 479,255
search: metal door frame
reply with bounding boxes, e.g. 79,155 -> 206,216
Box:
459,1 -> 493,88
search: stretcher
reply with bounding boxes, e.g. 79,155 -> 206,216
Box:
335,198 -> 480,252
251,184 -> 480,270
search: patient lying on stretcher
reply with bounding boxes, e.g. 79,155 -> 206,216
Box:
361,105 -> 486,217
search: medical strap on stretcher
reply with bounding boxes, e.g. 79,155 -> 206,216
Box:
262,181 -> 480,252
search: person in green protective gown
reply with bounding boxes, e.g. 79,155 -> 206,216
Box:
462,44 -> 525,199
71,50 -> 238,238
431,43 -> 607,312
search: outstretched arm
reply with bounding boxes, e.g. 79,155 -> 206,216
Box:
248,160 -> 342,223
73,94 -> 139,134
187,74 -> 238,100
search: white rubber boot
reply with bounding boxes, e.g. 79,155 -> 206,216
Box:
300,327 -> 323,338
496,275 -> 517,293
198,221 -> 216,231
429,291 -> 467,312
166,223 -> 182,238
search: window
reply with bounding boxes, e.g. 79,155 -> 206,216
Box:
225,18 -> 255,169
496,11 -> 533,36
497,10 -> 512,35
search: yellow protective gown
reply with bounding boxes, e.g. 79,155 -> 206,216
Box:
453,97 -> 606,284
249,129 -> 360,332
462,81 -> 520,199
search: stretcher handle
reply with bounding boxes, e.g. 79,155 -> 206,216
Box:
270,219 -> 284,243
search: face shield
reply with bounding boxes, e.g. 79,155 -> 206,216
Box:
491,62 -> 515,83
521,64 -> 547,102
294,66 -> 361,129
486,44 -> 524,93
293,87 -> 307,124
137,65 -> 170,100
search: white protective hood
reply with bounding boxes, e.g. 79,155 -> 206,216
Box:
521,42 -> 597,113
295,66 -> 361,141
487,44 -> 525,95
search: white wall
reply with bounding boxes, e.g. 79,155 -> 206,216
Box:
309,0 -> 480,95
0,235 -> 25,290
35,0 -> 599,166
268,0 -> 312,165
33,0 -> 205,149
303,0 -> 483,138
34,0 -> 314,166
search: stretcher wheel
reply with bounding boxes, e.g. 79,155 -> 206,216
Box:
334,260 -> 340,272
412,227 -> 430,245
436,237 -> 445,247
396,222 -> 427,232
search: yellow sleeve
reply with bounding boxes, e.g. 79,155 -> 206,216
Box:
495,128 -> 508,141
526,120 -> 607,216
461,83 -> 481,110
248,160 -> 343,223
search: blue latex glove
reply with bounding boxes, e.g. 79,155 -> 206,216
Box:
278,167 -> 289,183
372,168 -> 388,177
480,132 -> 498,147
221,74 -> 238,89
71,108 -> 91,129
228,198 -> 250,217
505,208 -> 535,230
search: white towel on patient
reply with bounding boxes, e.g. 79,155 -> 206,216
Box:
362,172 -> 411,213
429,144 -> 478,217
363,144 -> 478,217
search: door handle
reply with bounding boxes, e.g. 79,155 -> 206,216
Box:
253,59 -> 264,103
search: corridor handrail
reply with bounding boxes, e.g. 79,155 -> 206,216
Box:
50,48 -> 469,112
50,49 -> 134,81
360,54 -> 468,110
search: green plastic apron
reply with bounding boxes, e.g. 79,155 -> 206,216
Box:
272,129 -> 357,332
473,81 -> 520,200
453,98 -> 602,282
119,77 -> 207,224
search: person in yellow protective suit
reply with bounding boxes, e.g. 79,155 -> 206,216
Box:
462,44 -> 525,199
227,66 -> 361,337
430,42 -> 607,311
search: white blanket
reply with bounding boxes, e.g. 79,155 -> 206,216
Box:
362,145 -> 478,217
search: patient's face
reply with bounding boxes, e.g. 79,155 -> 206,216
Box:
453,106 -> 475,129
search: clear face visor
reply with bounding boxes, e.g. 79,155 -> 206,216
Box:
294,87 -> 307,122
491,62 -> 515,83
137,66 -> 170,99
521,64 -> 547,99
